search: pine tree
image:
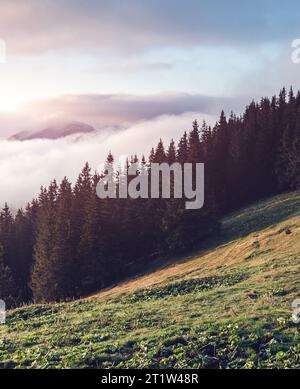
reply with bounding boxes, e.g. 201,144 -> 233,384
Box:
154,138 -> 166,163
2,86 -> 299,306
98,154 -> 121,284
166,139 -> 176,164
187,120 -> 201,163
12,209 -> 34,300
0,203 -> 14,270
177,131 -> 188,164
78,175 -> 104,294
0,244 -> 17,308
31,182 -> 59,302
278,129 -> 300,189
51,177 -> 76,298
149,147 -> 155,164
211,110 -> 230,212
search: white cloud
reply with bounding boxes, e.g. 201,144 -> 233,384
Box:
0,111 -> 214,209
0,92 -> 240,139
0,0 -> 295,55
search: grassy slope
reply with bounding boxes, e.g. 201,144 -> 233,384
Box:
0,191 -> 300,369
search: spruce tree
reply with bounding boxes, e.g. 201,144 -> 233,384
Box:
177,132 -> 188,164
0,244 -> 18,308
166,139 -> 176,164
31,182 -> 59,302
187,120 -> 201,163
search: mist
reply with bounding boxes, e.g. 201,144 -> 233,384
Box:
0,111 -> 214,210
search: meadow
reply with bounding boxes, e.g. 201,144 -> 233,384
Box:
0,191 -> 299,369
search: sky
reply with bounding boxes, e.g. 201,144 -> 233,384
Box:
1,0 -> 300,207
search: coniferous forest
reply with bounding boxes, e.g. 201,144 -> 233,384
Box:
1,87 -> 300,306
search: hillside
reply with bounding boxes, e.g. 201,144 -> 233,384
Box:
0,191 -> 300,369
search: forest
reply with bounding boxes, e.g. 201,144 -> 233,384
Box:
0,87 -> 299,306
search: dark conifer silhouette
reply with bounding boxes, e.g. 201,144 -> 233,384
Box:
0,87 -> 299,304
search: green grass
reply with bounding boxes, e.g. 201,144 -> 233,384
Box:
0,191 -> 300,369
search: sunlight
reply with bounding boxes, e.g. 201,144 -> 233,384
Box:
0,95 -> 22,112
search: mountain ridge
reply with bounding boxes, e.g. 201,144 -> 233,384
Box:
9,121 -> 96,140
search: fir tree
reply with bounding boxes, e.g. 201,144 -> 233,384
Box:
0,244 -> 18,308
31,182 -> 58,302
166,139 -> 176,164
177,131 -> 188,164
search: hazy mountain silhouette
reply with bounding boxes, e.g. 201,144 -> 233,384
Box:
9,121 -> 95,140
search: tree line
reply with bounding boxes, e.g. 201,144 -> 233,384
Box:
0,87 -> 299,305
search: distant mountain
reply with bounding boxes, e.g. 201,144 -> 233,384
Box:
9,121 -> 95,140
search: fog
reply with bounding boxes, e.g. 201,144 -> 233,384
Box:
0,111 -> 214,210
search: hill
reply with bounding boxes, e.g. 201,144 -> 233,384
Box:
0,191 -> 300,369
9,121 -> 95,140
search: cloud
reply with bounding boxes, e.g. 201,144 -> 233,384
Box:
2,92 -> 246,138
234,45 -> 300,98
100,61 -> 173,73
0,111 -> 214,209
28,93 -> 233,125
0,91 -> 249,209
1,0 -> 299,55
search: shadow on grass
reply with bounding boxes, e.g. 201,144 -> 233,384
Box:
168,190 -> 300,266
89,191 -> 300,299
221,191 -> 300,242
